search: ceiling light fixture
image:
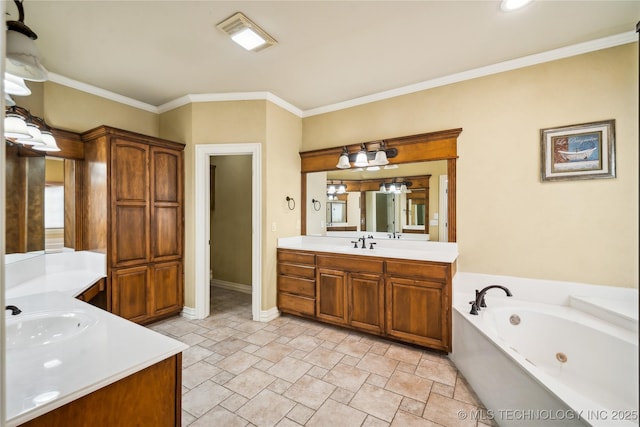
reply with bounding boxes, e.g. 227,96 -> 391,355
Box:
5,0 -> 48,81
216,12 -> 277,52
500,0 -> 533,12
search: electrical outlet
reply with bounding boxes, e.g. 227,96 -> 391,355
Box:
271,222 -> 277,232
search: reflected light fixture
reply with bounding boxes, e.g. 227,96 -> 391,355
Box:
5,0 -> 48,81
216,12 -> 278,52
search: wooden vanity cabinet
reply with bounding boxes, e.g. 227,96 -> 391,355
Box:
81,126 -> 184,324
277,248 -> 454,352
386,260 -> 454,351
316,254 -> 385,334
277,250 -> 316,317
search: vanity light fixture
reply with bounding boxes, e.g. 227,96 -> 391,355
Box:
354,144 -> 369,168
373,142 -> 389,166
4,105 -> 58,150
5,0 -> 48,81
336,147 -> 350,169
216,12 -> 278,52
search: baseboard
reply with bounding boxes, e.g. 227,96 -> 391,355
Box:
211,279 -> 252,294
260,306 -> 280,322
181,305 -> 197,320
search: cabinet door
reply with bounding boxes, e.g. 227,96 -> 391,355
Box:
111,265 -> 150,323
385,276 -> 449,351
349,272 -> 384,334
317,268 -> 348,325
151,261 -> 183,318
150,147 -> 183,262
111,139 -> 150,267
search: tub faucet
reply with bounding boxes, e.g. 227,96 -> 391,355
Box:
469,285 -> 512,315
5,305 -> 22,316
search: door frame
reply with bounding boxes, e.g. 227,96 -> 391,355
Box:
194,143 -> 262,321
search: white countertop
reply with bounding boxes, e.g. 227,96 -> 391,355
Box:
4,252 -> 188,426
277,236 -> 458,263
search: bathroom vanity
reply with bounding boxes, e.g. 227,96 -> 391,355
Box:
277,236 -> 457,352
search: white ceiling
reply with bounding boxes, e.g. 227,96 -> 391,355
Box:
10,1 -> 640,114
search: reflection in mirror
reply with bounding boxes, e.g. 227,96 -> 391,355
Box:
306,161 -> 448,241
4,146 -> 76,263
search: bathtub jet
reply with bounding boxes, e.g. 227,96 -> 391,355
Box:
469,285 -> 512,315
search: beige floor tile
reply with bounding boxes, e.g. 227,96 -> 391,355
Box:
268,377 -> 293,394
385,370 -> 433,402
391,410 -> 441,427
189,406 -> 249,427
254,341 -> 295,363
384,344 -> 424,365
220,393 -> 249,412
182,409 -> 196,426
323,363 -> 370,392
363,414 -> 391,426
303,346 -> 345,369
286,403 -> 316,425
422,392 -> 478,427
315,327 -> 349,343
350,383 -> 403,422
182,380 -> 233,417
225,367 -> 277,398
182,361 -> 223,389
453,376 -> 482,406
287,334 -> 323,352
202,326 -> 238,341
399,397 -> 426,416
415,358 -> 458,386
431,382 -> 454,398
181,345 -> 214,368
215,350 -> 261,374
357,353 -> 399,377
276,418 -> 303,427
236,389 -> 296,426
306,398 -> 367,427
244,329 -> 279,346
268,356 -> 313,383
283,374 -> 336,409
178,332 -> 207,346
335,339 -> 372,358
234,320 -> 267,333
275,323 -> 309,338
331,387 -> 355,404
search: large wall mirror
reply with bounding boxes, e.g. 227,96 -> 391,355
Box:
300,129 -> 461,242
5,128 -> 83,262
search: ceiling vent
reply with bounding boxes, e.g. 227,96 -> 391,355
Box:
216,12 -> 277,52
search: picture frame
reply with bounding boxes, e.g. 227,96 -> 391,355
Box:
540,119 -> 615,182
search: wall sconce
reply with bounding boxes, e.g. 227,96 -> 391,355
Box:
4,105 -> 60,151
335,141 -> 398,170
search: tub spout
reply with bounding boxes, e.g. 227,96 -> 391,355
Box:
469,285 -> 512,315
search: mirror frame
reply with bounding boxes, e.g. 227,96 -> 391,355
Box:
300,128 -> 462,242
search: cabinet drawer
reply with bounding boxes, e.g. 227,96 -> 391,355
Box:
278,293 -> 315,316
278,276 -> 315,298
317,255 -> 383,274
279,263 -> 316,279
386,260 -> 449,281
278,250 -> 315,266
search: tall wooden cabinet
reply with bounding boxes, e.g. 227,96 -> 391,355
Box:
81,126 -> 184,324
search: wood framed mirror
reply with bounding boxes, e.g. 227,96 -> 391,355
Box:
300,128 -> 461,242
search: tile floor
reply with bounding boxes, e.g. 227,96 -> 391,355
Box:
150,287 -> 493,427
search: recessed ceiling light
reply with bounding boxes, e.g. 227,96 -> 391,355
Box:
500,0 -> 533,11
216,12 -> 277,52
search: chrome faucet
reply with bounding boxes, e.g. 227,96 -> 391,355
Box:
469,285 -> 512,315
5,305 -> 22,316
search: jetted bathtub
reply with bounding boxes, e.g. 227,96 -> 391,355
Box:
450,274 -> 638,427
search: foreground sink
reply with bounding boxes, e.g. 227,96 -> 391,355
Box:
6,311 -> 97,350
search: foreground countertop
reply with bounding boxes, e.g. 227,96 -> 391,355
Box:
277,236 -> 458,263
4,252 -> 188,426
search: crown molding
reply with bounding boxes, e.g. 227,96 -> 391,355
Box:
46,31 -> 635,119
301,31 -> 637,117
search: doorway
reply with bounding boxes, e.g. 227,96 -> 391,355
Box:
194,144 -> 262,321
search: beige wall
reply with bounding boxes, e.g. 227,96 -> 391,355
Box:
210,155 -> 252,286
302,44 -> 639,288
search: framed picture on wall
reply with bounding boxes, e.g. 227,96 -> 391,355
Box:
540,119 -> 616,182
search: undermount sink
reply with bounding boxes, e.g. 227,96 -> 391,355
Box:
6,311 -> 97,350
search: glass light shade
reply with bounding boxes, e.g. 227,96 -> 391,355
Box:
5,93 -> 17,107
327,185 -> 336,194
4,113 -> 32,139
336,153 -> 350,169
379,184 -> 386,193
373,150 -> 389,166
17,123 -> 46,146
354,150 -> 368,167
5,30 -> 48,82
366,166 -> 380,171
32,130 -> 61,152
388,184 -> 397,193
4,73 -> 32,96
337,184 -> 346,194
400,184 -> 408,193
